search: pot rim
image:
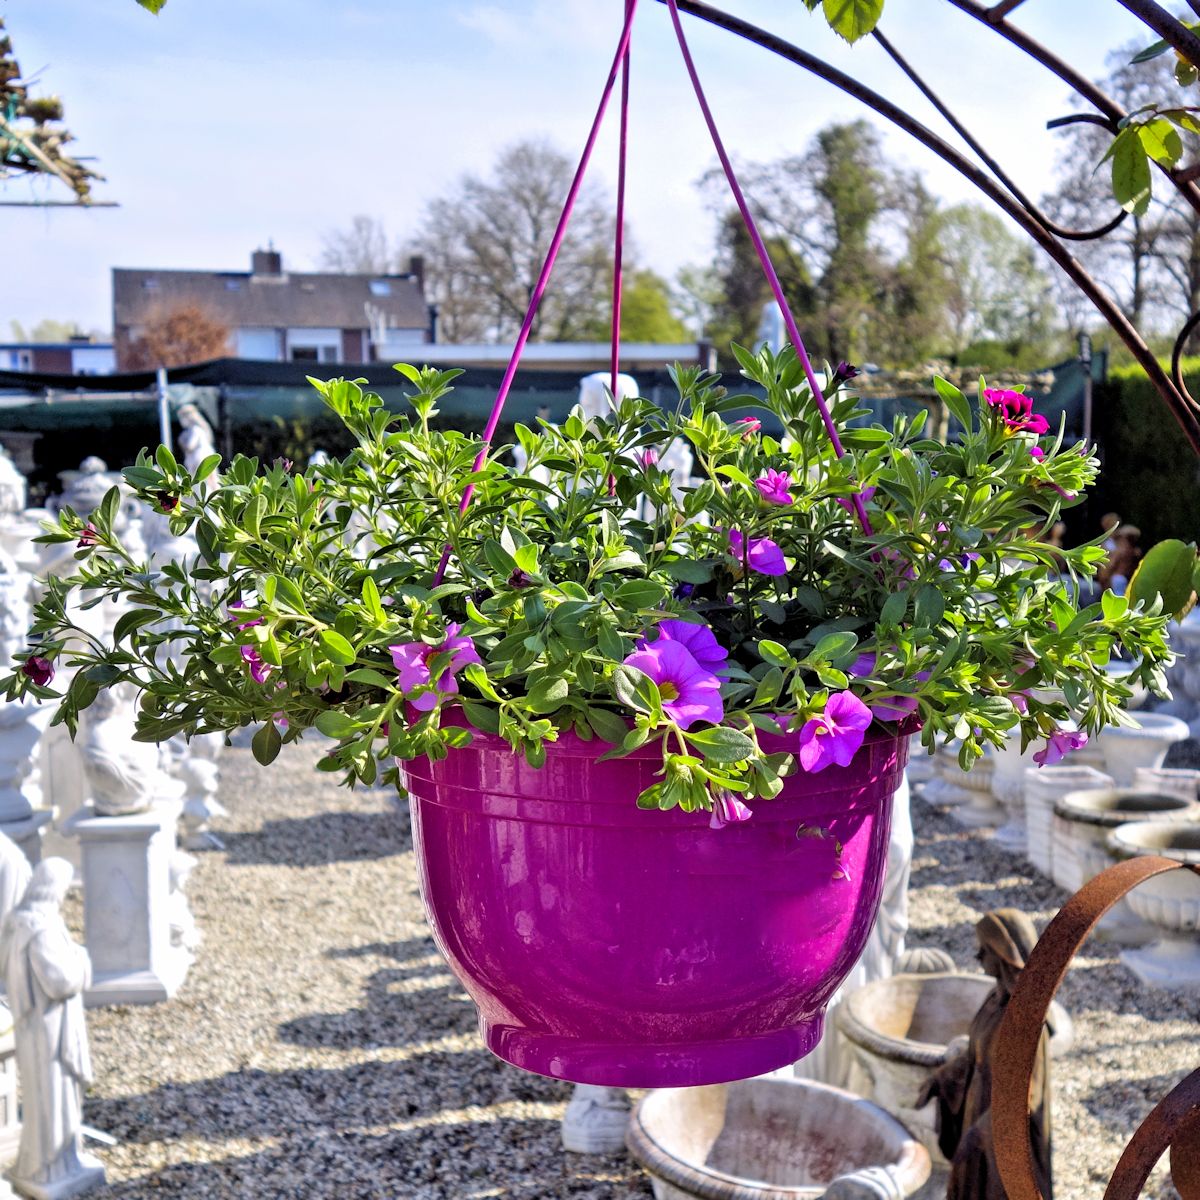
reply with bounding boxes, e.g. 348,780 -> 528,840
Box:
1053,788 -> 1200,825
1107,819 -> 1200,864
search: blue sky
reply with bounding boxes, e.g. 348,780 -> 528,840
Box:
2,0 -> 1151,336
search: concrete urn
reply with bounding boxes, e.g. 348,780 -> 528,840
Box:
627,1079 -> 930,1200
1108,821 -> 1200,989
1092,714 -> 1190,787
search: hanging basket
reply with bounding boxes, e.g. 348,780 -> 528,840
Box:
403,720 -> 908,1087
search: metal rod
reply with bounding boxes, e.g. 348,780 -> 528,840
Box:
156,367 -> 171,451
985,0 -> 1029,17
656,0 -> 1200,453
1116,0 -> 1200,67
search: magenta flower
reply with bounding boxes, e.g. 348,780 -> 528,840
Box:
1029,446 -> 1045,460
606,473 -> 617,497
709,789 -> 752,829
849,654 -> 928,721
754,469 -> 793,506
733,417 -> 761,438
76,523 -> 99,549
833,361 -> 860,386
835,486 -> 877,515
797,690 -> 873,772
638,449 -> 659,468
20,656 -> 54,687
622,639 -> 723,730
983,388 -> 1050,435
389,623 -> 481,712
1033,728 -> 1088,767
639,619 -> 730,677
728,528 -> 787,577
1011,691 -> 1030,715
229,600 -> 263,631
240,644 -> 272,684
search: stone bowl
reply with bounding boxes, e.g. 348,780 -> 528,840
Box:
627,1078 -> 930,1200
1094,714 -> 1190,787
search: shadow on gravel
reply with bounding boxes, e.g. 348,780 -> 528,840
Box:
99,1118 -> 653,1199
1081,1069 -> 1194,1134
87,1050 -> 558,1147
221,808 -> 411,867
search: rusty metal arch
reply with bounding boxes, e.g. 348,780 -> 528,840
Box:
660,0 -> 1200,456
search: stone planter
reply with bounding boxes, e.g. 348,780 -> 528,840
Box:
920,747 -> 997,827
1023,765 -> 1114,880
1108,821 -> 1200,989
1132,767 -> 1200,802
989,736 -> 1029,853
1092,714 -> 1190,787
627,1078 -> 930,1200
1052,788 -> 1200,897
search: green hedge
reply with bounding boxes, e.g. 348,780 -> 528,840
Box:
1093,361 -> 1200,546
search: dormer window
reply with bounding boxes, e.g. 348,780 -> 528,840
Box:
224,279 -> 242,291
369,280 -> 392,296
142,279 -> 159,291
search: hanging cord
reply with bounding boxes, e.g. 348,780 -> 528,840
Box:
433,0 -> 640,585
663,0 -> 873,537
611,0 -> 634,394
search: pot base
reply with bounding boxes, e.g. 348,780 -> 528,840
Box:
485,1013 -> 825,1088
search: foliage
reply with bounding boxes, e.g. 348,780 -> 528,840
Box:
3,351 -> 1175,817
122,305 -> 232,371
318,215 -> 396,275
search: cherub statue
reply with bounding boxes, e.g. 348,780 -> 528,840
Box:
1,858 -> 105,1197
917,909 -> 1052,1200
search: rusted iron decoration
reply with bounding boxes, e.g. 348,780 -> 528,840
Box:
986,856 -> 1200,1200
658,0 -> 1200,457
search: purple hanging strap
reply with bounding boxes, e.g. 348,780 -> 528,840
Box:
663,0 -> 873,537
433,0 -> 640,585
611,0 -> 634,394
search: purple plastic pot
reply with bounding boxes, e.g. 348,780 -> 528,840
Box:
402,721 -> 907,1088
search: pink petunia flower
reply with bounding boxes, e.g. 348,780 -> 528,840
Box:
1029,446 -> 1045,460
733,417 -> 761,438
76,524 -> 99,549
1033,727 -> 1088,767
754,469 -> 793,506
727,528 -> 787,577
1011,691 -> 1030,715
709,789 -> 753,829
983,388 -> 1050,435
798,690 -> 873,772
849,654 -> 928,721
639,619 -> 730,677
240,644 -> 272,684
638,449 -> 659,468
20,656 -> 54,687
622,639 -> 724,730
389,623 -> 482,712
229,600 -> 263,631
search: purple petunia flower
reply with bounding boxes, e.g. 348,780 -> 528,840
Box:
229,600 -> 263,631
639,619 -> 730,678
389,623 -> 482,712
672,581 -> 695,601
797,690 -> 873,772
1033,727 -> 1088,767
622,639 -> 724,730
733,417 -> 761,439
709,789 -> 753,829
727,528 -> 787,577
240,644 -> 272,684
20,656 -> 54,687
835,486 -> 877,515
638,449 -> 659,468
833,361 -> 860,386
983,388 -> 1050,435
754,469 -> 793,506
848,654 -> 928,721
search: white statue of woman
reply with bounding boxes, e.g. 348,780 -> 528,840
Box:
176,403 -> 216,479
1,857 -> 105,1197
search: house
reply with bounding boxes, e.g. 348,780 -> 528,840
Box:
0,337 -> 115,375
112,247 -> 434,370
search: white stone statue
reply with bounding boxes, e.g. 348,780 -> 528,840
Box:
561,1083 -> 632,1154
0,835 -> 31,928
577,372 -> 639,420
78,686 -> 159,817
1,858 -> 105,1198
176,403 -> 217,480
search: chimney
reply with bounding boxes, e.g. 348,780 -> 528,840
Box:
408,254 -> 426,292
252,246 -> 283,276
427,303 -> 439,345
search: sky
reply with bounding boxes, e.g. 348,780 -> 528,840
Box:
0,0 -> 1154,338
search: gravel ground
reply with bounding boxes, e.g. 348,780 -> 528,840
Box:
73,739 -> 1197,1199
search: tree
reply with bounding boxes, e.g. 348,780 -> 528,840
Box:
318,215 -> 396,274
413,139 -> 615,343
579,268 -> 691,343
122,305 -> 231,369
9,319 -> 79,342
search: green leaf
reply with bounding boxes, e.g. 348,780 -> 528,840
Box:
933,377 -> 972,432
252,720 -> 282,765
812,631 -> 858,662
344,668 -> 396,688
361,577 -> 385,622
614,580 -> 667,610
461,700 -> 500,734
822,0 -> 883,43
757,639 -> 793,668
1136,117 -> 1184,167
1128,538 -> 1197,619
914,585 -> 945,628
271,575 -> 309,614
137,0 -> 168,11
685,725 -> 756,763
155,443 -> 177,474
193,453 -> 222,483
526,675 -> 569,714
586,707 -> 629,744
315,710 -> 359,739
1110,127 -> 1152,216
318,629 -> 357,666
392,363 -> 422,384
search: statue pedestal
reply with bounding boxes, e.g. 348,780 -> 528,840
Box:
0,1003 -> 19,1166
0,811 -> 53,868
6,1155 -> 105,1200
67,802 -> 191,1007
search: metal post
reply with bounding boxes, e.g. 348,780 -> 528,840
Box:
1078,332 -> 1093,446
156,367 -> 171,452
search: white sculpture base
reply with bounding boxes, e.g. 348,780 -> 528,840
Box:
66,802 -> 192,1008
7,1154 -> 104,1200
0,811 -> 52,868
0,1004 -> 18,1166
561,1085 -> 631,1154
1120,938 -> 1200,990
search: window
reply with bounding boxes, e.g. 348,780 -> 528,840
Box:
224,279 -> 242,291
290,347 -> 320,362
369,280 -> 392,296
142,279 -> 159,291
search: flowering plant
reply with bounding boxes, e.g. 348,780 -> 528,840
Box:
1,349 -> 1176,817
